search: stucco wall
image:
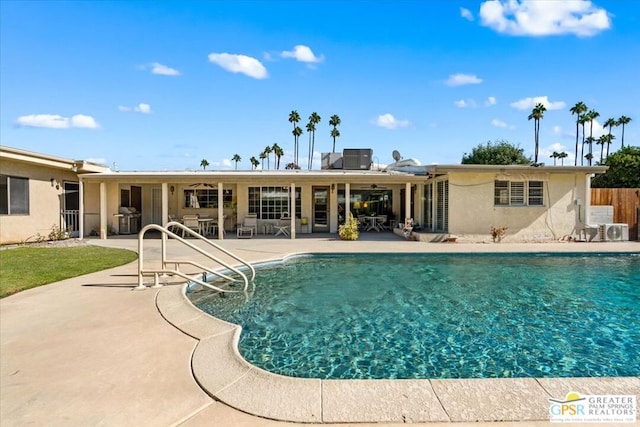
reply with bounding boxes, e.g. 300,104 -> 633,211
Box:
448,172 -> 586,242
0,159 -> 78,244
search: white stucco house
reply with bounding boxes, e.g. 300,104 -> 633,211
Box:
1,145 -> 608,244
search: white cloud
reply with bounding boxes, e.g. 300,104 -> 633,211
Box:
460,7 -> 474,21
454,99 -> 477,108
70,114 -> 99,128
281,45 -> 324,64
222,159 -> 232,168
374,113 -> 410,129
491,119 -> 508,128
134,103 -> 152,114
479,0 -> 611,37
510,95 -> 566,111
16,113 -> 99,129
445,73 -> 483,86
151,62 -> 181,76
208,53 -> 268,79
119,103 -> 152,114
553,125 -> 562,135
485,96 -> 497,106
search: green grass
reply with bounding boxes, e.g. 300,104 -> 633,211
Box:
0,246 -> 138,298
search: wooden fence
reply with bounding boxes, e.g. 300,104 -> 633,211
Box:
591,188 -> 640,241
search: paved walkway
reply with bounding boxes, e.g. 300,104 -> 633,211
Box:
1,235 -> 638,426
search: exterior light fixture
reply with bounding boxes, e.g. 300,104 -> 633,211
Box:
170,185 -> 175,195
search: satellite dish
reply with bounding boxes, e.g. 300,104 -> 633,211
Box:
392,150 -> 402,162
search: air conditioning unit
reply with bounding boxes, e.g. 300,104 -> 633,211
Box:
598,223 -> 629,242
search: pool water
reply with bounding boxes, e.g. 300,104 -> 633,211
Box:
188,253 -> 640,379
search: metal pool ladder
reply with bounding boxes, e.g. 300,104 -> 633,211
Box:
135,221 -> 255,292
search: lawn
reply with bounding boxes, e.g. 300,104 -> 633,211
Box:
0,245 -> 138,298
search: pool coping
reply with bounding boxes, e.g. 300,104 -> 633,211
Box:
156,252 -> 640,423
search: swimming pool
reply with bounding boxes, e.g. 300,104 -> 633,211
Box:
188,253 -> 640,380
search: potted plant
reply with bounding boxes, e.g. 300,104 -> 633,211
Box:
338,213 -> 360,240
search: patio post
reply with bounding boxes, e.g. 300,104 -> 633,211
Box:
99,181 -> 107,239
405,182 -> 412,223
78,178 -> 84,240
290,182 -> 296,239
217,183 -> 224,240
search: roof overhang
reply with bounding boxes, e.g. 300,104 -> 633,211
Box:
0,146 -> 109,173
425,164 -> 608,176
78,169 -> 429,185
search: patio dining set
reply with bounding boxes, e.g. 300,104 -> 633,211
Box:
357,214 -> 394,232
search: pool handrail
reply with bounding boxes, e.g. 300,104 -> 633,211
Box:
136,222 -> 255,291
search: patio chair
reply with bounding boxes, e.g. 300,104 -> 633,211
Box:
181,214 -> 200,237
377,215 -> 388,231
237,214 -> 257,238
273,213 -> 290,237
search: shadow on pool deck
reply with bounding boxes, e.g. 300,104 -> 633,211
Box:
1,238 -> 638,426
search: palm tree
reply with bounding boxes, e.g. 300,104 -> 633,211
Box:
603,117 -> 617,138
292,126 -> 303,165
550,151 -> 559,165
288,110 -> 301,165
586,109 -> 600,162
596,136 -> 605,163
231,154 -> 241,170
250,156 -> 259,170
263,145 -> 272,170
309,112 -> 321,169
272,143 -> 284,169
601,133 -> 615,159
584,136 -> 595,165
617,115 -> 632,148
528,103 -> 546,164
305,121 -> 315,170
570,102 -> 588,165
558,151 -> 568,165
584,152 -> 594,166
579,114 -> 589,165
329,114 -> 341,152
259,151 -> 267,169
200,159 -> 209,170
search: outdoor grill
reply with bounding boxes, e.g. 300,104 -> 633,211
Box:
115,207 -> 141,234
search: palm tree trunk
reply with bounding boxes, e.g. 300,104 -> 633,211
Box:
581,123 -> 586,165
574,120 -> 579,166
621,124 -> 625,148
534,119 -> 539,164
310,131 -> 315,169
600,143 -> 604,163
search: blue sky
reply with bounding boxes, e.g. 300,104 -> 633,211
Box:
1,0 -> 638,171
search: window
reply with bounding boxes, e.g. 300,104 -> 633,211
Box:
183,189 -> 232,209
0,175 -> 29,215
494,180 -> 544,207
248,186 -> 302,219
528,181 -> 544,206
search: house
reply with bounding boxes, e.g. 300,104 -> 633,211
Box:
421,164 -> 608,242
0,146 -> 108,244
1,145 -> 608,244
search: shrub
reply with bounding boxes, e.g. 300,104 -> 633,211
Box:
338,213 -> 359,240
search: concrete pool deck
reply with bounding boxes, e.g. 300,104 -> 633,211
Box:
1,235 -> 638,426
